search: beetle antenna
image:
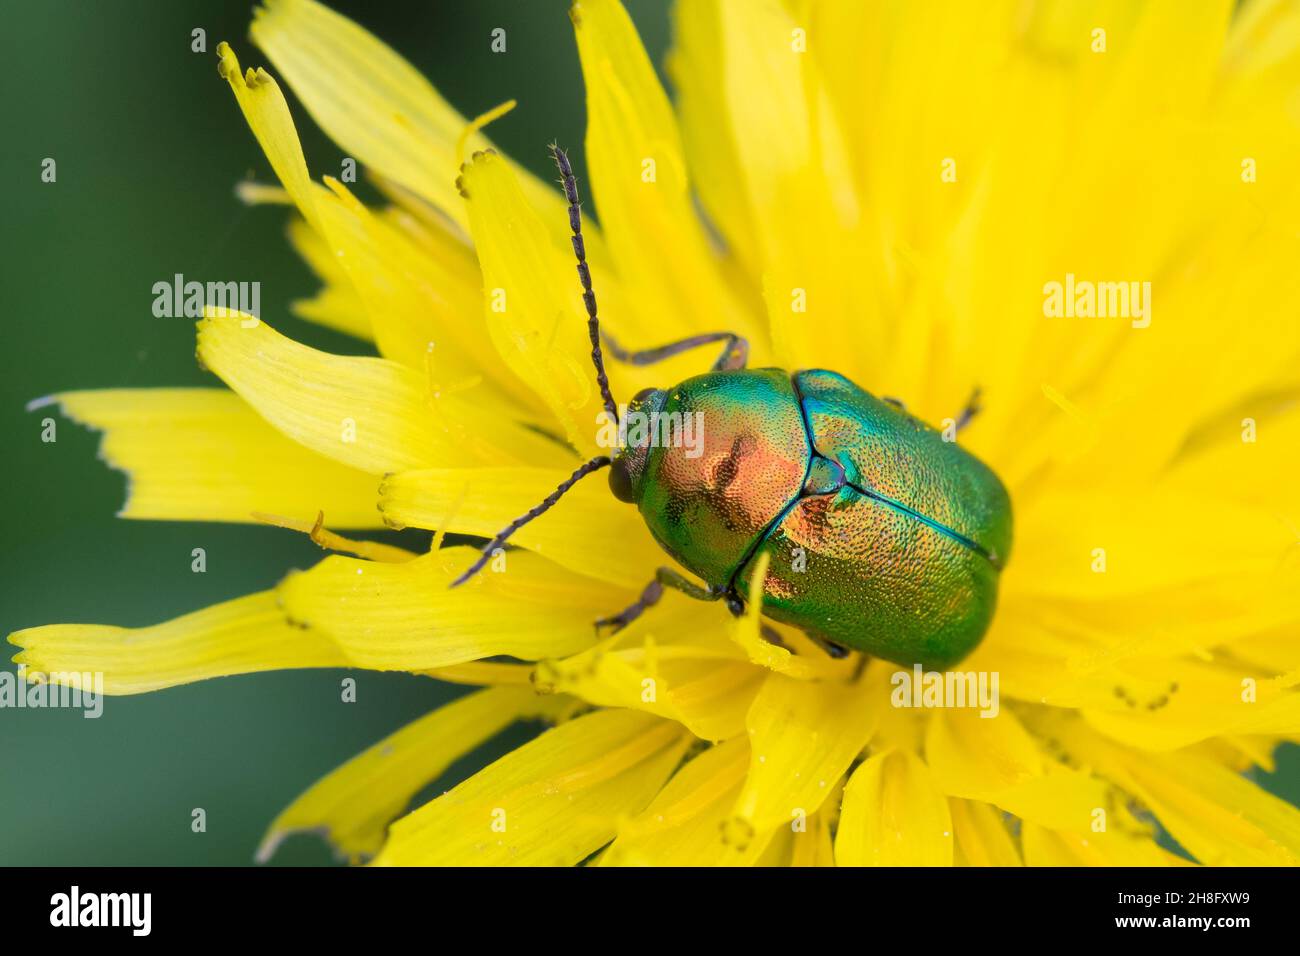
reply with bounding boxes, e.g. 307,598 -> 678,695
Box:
549,143 -> 619,428
449,454 -> 612,587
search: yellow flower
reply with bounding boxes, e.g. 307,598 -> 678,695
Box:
11,0 -> 1300,866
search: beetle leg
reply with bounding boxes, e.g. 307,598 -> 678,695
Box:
851,653 -> 870,680
595,567 -> 725,635
802,630 -> 851,660
723,590 -> 838,656
952,386 -> 983,433
601,330 -> 749,372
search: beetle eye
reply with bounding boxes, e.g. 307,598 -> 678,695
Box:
630,387 -> 658,407
608,456 -> 636,503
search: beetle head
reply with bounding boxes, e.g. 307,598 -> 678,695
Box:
608,386 -> 666,503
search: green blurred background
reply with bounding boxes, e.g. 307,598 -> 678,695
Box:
1,0 -> 1295,865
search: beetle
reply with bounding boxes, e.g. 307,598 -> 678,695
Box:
452,145 -> 1012,670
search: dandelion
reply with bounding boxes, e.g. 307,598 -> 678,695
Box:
12,0 -> 1300,866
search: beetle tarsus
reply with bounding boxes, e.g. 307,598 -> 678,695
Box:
724,592 -> 745,617
803,630 -> 851,659
595,567 -> 725,633
851,653 -> 871,680
953,387 -> 983,433
595,578 -> 663,636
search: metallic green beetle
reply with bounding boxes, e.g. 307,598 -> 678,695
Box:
454,147 -> 1012,670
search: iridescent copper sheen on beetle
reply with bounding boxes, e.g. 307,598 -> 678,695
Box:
615,370 -> 809,585
456,145 -> 1013,671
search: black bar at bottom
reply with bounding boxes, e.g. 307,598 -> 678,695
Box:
0,865 -> 1290,941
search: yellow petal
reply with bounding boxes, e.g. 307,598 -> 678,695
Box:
730,606 -> 813,679
1124,751 -> 1300,866
709,0 -> 870,377
729,552 -> 852,680
217,40 -> 320,229
1052,716 -> 1300,866
641,655 -> 764,742
803,0 -> 1025,412
787,805 -> 838,867
1170,403 -> 1300,512
289,279 -> 371,342
1021,823 -> 1191,867
8,591 -> 346,695
835,750 -> 953,866
571,0 -> 759,346
311,180 -> 478,373
950,798 -> 1023,866
763,775 -> 844,867
250,0 -> 458,216
533,616 -> 763,741
969,589 -> 1300,716
243,2 -> 632,389
318,177 -> 535,390
373,709 -> 690,865
727,669 -> 881,841
600,737 -> 774,865
423,661 -> 536,687
217,42 -> 511,383
237,6 -> 633,392
1218,734 -> 1283,774
925,706 -> 1043,789
1007,487 -> 1295,600
258,686 -> 546,862
278,548 -> 621,671
925,708 -> 1109,830
284,216 -> 371,341
1081,656 -> 1300,752
197,308 -> 449,473
249,0 -> 560,234
379,466 -> 660,589
197,308 -> 560,474
667,0 -> 760,276
1228,620 -> 1300,675
41,388 -> 381,527
458,150 -> 611,455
